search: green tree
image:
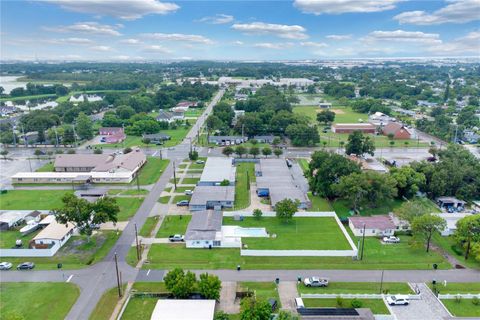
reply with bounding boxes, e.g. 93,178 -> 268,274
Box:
214,311 -> 229,320
454,215 -> 480,260
273,148 -> 283,158
198,273 -> 222,300
189,150 -> 199,161
250,139 -> 258,145
286,123 -> 320,147
116,105 -> 136,120
0,150 -> 9,160
240,297 -> 272,320
272,137 -> 281,147
396,198 -> 435,224
253,208 -> 263,220
333,172 -> 368,212
345,131 -> 375,157
93,148 -> 103,154
249,146 -> 260,158
390,166 -> 426,199
164,268 -> 197,299
277,311 -> 299,320
275,198 -> 299,223
34,149 -> 43,158
411,214 -> 446,252
262,146 -> 272,158
142,137 -> 151,148
316,110 -> 335,125
124,147 -> 132,154
62,126 -> 75,144
222,146 -> 234,157
76,112 -> 93,140
235,145 -> 247,158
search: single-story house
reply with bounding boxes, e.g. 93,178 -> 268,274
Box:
150,300 -> 215,320
30,220 -> 75,250
348,215 -> 396,237
463,130 -> 480,144
74,188 -> 107,203
331,123 -> 376,134
318,102 -> 332,109
381,122 -> 413,139
198,158 -> 236,186
436,197 -> 466,210
253,135 -> 276,144
156,110 -> 185,123
189,186 -> 235,211
207,135 -> 247,145
99,127 -> 126,144
438,212 -> 472,236
185,211 -> 223,248
142,133 -> 171,144
234,93 -> 248,101
0,211 -> 30,230
176,101 -> 198,108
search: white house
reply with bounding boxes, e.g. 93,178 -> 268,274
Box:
185,211 -> 223,248
348,215 -> 396,237
31,220 -> 75,250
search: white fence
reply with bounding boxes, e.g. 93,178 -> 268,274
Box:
0,243 -> 60,257
438,293 -> 480,299
301,293 -> 421,300
224,211 -> 337,217
241,249 -> 357,257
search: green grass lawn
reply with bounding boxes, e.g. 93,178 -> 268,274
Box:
223,217 -> 351,250
0,190 -> 72,210
156,215 -> 191,237
303,298 -> 390,314
116,197 -> 144,221
238,282 -> 281,308
35,162 -> 54,172
121,282 -> 169,320
307,192 -> 332,211
0,228 -> 42,248
0,282 -> 80,320
89,285 -> 127,320
139,216 -> 160,237
158,196 -> 170,204
428,282 -> 480,294
0,93 -> 57,102
432,233 -> 480,269
1,231 -> 120,270
171,186 -> 195,193
172,194 -> 191,203
441,299 -> 480,317
182,177 -> 200,185
108,189 -> 149,196
298,282 -> 413,294
298,159 -> 309,173
184,108 -> 205,118
332,199 -> 404,219
293,105 -> 368,124
233,162 -> 255,210
136,158 -> 170,185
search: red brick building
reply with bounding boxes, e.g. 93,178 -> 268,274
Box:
382,122 -> 412,139
331,123 -> 376,134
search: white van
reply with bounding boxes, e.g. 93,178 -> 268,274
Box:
295,297 -> 305,309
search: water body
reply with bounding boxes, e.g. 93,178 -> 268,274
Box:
3,100 -> 58,111
0,76 -> 28,94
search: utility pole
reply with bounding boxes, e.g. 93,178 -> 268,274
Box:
12,126 -> 17,147
54,126 -> 59,147
114,252 -> 122,297
172,161 -> 177,190
72,125 -> 78,147
134,223 -> 140,261
159,148 -> 163,160
21,125 -> 27,148
379,269 -> 385,294
360,223 -> 366,260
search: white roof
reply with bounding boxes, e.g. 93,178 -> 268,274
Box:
33,220 -> 75,241
438,212 -> 472,231
150,300 -> 215,320
0,211 -> 30,226
200,157 -> 236,183
12,171 -> 133,179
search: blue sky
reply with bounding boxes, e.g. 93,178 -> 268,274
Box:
1,0 -> 479,61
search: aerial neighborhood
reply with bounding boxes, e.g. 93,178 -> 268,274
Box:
0,1 -> 480,319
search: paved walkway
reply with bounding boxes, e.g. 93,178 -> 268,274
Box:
218,281 -> 240,314
388,283 -> 452,320
278,281 -> 299,313
246,182 -> 271,211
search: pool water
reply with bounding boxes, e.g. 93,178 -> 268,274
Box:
234,227 -> 268,237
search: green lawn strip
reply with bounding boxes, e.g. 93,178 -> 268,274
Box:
136,158 -> 170,185
0,282 -> 80,320
0,228 -> 42,248
122,283 -> 169,320
1,230 -> 120,270
0,190 -> 73,210
164,186 -> 172,192
302,298 -> 390,314
427,282 -> 480,294
35,162 -> 55,172
139,216 -> 160,237
189,162 -> 205,169
332,199 -> 403,219
172,194 -> 191,203
298,159 -> 309,173
89,284 -> 127,320
178,164 -> 187,169
298,282 -> 413,294
126,246 -> 139,267
238,282 -> 281,308
187,169 -> 204,174
233,162 -> 255,210
169,178 -> 180,184
171,186 -> 195,193
182,177 -> 200,185
223,217 -> 350,250
120,189 -> 149,195
432,233 -> 480,269
115,197 -> 144,221
156,215 -> 191,238
307,192 -> 332,211
441,299 -> 480,317
0,93 -> 57,102
293,105 -> 368,124
158,196 -> 170,204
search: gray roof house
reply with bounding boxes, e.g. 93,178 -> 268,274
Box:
253,135 -> 276,143
142,133 -> 171,144
189,186 -> 235,211
185,211 -> 223,248
208,135 -> 247,145
198,158 -> 236,186
156,110 -> 185,123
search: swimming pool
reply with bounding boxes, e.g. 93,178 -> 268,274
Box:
234,227 -> 268,237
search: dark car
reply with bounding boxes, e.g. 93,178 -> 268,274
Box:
176,200 -> 189,207
17,262 -> 35,270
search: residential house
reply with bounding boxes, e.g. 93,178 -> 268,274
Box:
234,93 -> 248,101
463,130 -> 480,144
198,157 -> 236,186
30,220 -> 75,250
74,188 -> 107,203
189,186 -> 235,211
99,127 -> 126,144
156,110 -> 185,123
0,211 -> 30,230
185,211 -> 223,248
318,102 -> 332,109
331,123 -> 376,134
142,133 -> 171,145
381,122 -> 413,140
348,215 -> 396,237
207,135 -> 247,145
436,197 -> 466,211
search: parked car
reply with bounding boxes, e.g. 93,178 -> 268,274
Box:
386,295 -> 409,306
169,234 -> 184,242
176,200 -> 189,207
383,236 -> 400,243
17,262 -> 35,270
0,262 -> 12,270
303,277 -> 329,287
196,160 -> 205,164
184,190 -> 193,195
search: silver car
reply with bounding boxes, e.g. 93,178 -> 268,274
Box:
0,262 -> 12,270
303,277 -> 329,287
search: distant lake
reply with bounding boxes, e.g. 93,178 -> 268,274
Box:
0,76 -> 28,94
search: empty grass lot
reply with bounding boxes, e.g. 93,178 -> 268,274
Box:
303,298 -> 390,314
238,282 -> 281,308
89,285 -> 127,320
35,162 -> 54,172
298,282 -> 413,294
223,217 -> 351,250
121,283 -> 169,320
433,234 -> 480,269
137,158 -> 170,185
156,215 -> 191,238
116,197 -> 144,221
0,190 -> 72,210
307,192 -> 332,211
172,194 -> 191,203
332,199 -> 404,219
158,196 -> 170,204
441,299 -> 480,317
234,162 -> 255,210
0,282 -> 80,320
293,105 -> 368,124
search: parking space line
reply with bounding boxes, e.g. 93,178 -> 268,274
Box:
66,275 -> 73,282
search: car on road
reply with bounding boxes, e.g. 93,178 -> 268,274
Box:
184,190 -> 193,195
176,200 -> 189,206
169,234 -> 184,242
303,277 -> 329,287
195,160 -> 205,164
17,262 -> 35,270
383,236 -> 400,243
386,295 -> 409,306
0,262 -> 12,270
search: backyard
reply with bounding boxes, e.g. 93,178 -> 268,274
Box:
238,282 -> 281,308
0,227 -> 42,248
0,282 -> 80,320
156,215 -> 191,238
233,162 -> 255,210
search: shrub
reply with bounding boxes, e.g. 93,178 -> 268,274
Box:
454,295 -> 462,304
351,299 -> 363,308
336,296 -> 344,307
253,208 -> 263,220
472,296 -> 479,306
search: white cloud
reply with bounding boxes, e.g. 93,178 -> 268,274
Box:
142,45 -> 172,53
326,34 -> 352,40
44,22 -> 122,36
198,14 -> 234,24
300,41 -> 328,48
119,38 -> 142,45
293,0 -> 402,15
232,40 -> 244,45
90,45 -> 112,51
47,37 -> 94,45
141,33 -> 213,44
232,22 -> 308,39
364,30 -> 442,45
394,0 -> 480,25
40,0 -> 179,20
428,31 -> 480,54
253,42 -> 294,49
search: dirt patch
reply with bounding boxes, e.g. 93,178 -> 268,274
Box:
330,109 -> 345,114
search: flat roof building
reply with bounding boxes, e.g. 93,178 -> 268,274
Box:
31,220 -> 75,251
185,210 -> 223,248
189,186 -> 235,211
199,158 -> 236,186
150,299 -> 215,320
332,123 -> 376,134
